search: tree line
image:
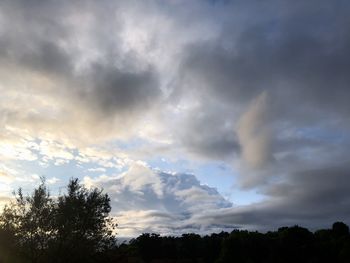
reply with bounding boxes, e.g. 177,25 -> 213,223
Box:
0,179 -> 349,263
119,222 -> 350,263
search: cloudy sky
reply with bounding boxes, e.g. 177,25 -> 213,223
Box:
1,0 -> 350,237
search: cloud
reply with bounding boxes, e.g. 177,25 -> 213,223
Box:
198,164 -> 350,231
81,63 -> 159,115
87,167 -> 107,173
39,140 -> 74,162
172,0 -> 350,155
83,163 -> 232,236
0,165 -> 16,184
175,102 -> 240,160
47,177 -> 60,185
179,0 -> 350,116
0,0 -> 162,147
237,91 -> 273,170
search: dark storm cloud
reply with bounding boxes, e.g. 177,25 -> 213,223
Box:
179,0 -> 350,117
0,0 -> 161,118
173,0 -> 350,182
176,105 -> 240,160
81,63 -> 159,114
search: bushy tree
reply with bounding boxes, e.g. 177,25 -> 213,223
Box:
0,179 -> 54,263
0,178 -> 117,263
53,178 -> 116,263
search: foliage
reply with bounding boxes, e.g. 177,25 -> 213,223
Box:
0,178 -> 116,263
120,224 -> 350,263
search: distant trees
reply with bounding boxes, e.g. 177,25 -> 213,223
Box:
0,178 -> 117,263
332,222 -> 350,238
123,225 -> 350,263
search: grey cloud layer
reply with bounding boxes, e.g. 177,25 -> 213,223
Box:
175,0 -> 350,184
181,0 -> 350,108
201,164 -> 350,231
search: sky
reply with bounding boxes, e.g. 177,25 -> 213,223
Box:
1,0 -> 350,237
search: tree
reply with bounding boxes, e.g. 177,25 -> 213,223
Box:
0,224 -> 23,262
53,178 -> 117,263
332,222 -> 350,238
0,179 -> 54,263
0,178 -> 117,263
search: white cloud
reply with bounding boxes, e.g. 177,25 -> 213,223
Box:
87,167 -> 107,173
47,177 -> 60,185
39,140 -> 75,161
0,164 -> 16,184
0,128 -> 38,161
84,164 -> 232,236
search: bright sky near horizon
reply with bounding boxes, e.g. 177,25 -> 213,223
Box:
1,0 -> 350,237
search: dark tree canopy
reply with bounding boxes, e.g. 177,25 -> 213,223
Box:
53,178 -> 116,263
0,181 -> 54,263
0,178 -> 116,263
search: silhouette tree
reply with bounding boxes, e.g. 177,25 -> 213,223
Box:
217,230 -> 269,263
52,178 -> 117,263
131,233 -> 162,262
178,233 -> 202,262
0,178 -> 117,263
0,179 -> 54,263
332,222 -> 350,238
276,226 -> 314,263
0,224 -> 24,262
